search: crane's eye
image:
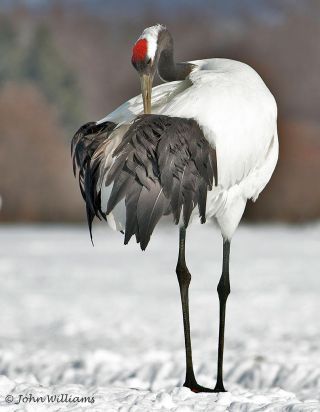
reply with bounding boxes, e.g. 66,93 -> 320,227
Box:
147,58 -> 152,65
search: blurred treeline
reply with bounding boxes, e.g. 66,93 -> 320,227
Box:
0,1 -> 319,222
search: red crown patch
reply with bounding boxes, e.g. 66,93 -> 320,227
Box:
132,38 -> 148,62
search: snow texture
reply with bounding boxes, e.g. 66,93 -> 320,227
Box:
0,223 -> 319,411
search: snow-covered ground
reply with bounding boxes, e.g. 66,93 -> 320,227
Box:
0,223 -> 319,411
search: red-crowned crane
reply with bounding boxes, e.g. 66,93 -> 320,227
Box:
71,24 -> 278,393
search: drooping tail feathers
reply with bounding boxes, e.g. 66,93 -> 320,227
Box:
72,114 -> 217,250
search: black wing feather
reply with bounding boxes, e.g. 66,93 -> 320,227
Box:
137,184 -> 170,250
71,120 -> 116,238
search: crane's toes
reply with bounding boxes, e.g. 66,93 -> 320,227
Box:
183,382 -> 215,393
213,383 -> 227,393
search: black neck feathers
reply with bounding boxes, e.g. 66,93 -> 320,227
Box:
157,29 -> 194,82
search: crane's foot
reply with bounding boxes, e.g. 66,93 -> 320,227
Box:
213,381 -> 227,393
183,380 -> 214,393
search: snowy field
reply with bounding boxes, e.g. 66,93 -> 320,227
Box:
0,223 -> 319,411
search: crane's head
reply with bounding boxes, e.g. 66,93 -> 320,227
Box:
131,24 -> 166,114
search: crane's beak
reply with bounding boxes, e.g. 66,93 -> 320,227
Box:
140,74 -> 152,114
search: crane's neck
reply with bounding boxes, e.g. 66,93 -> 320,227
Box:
157,29 -> 194,82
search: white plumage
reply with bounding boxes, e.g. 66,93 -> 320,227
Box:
137,24 -> 165,61
98,58 -> 278,239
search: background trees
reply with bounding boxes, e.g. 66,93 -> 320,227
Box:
0,1 -> 319,222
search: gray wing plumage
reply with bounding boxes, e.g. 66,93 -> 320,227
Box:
71,120 -> 117,241
72,114 -> 217,250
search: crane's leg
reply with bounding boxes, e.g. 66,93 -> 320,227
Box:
213,239 -> 231,392
176,226 -> 213,393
